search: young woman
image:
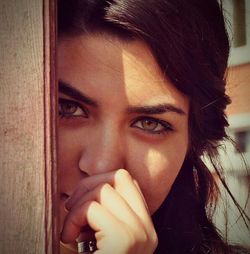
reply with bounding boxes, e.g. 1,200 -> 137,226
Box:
57,0 -> 249,253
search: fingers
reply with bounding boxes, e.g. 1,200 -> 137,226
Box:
65,171 -> 115,210
62,169 -> 158,253
65,170 -> 153,233
62,182 -> 145,241
66,170 -> 148,219
63,200 -> 135,253
61,200 -> 90,243
61,200 -> 119,243
86,201 -> 148,253
113,170 -> 154,231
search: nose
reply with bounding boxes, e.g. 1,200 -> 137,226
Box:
78,123 -> 126,175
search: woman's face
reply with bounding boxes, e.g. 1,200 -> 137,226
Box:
58,34 -> 189,234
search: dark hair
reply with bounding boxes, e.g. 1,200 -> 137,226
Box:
58,1 -> 247,253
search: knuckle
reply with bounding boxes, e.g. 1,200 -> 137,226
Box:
84,199 -> 96,207
94,182 -> 104,191
115,169 -> 132,182
95,182 -> 112,201
133,227 -> 158,252
124,224 -> 148,246
137,229 -> 148,244
150,230 -> 159,251
108,225 -> 132,251
83,200 -> 98,214
124,229 -> 137,250
127,229 -> 150,253
97,182 -> 112,192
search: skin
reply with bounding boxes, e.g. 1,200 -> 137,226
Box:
58,34 -> 189,253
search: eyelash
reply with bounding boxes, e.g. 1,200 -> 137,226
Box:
130,116 -> 174,135
58,98 -> 174,135
58,98 -> 88,118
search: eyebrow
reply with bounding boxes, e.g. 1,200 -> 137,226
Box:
59,80 -> 186,116
58,80 -> 98,107
127,104 -> 186,115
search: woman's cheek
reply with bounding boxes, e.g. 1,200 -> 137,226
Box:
127,138 -> 188,215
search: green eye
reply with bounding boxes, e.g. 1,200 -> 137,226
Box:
58,98 -> 88,118
131,117 -> 173,134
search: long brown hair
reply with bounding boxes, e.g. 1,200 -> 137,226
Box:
58,1 -> 249,253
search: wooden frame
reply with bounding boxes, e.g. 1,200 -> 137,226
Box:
44,0 -> 59,253
0,0 -> 59,253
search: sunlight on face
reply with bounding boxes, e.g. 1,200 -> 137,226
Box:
58,34 -> 189,252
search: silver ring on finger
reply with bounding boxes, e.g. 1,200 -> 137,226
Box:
77,240 -> 97,253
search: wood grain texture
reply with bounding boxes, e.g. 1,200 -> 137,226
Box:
0,0 -> 58,253
44,0 -> 59,253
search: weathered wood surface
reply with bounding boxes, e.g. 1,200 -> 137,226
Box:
0,0 -> 58,253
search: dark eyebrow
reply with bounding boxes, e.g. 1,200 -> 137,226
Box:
59,80 -> 185,115
127,104 -> 186,115
58,80 -> 98,107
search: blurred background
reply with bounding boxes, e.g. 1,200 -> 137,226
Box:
210,0 -> 250,248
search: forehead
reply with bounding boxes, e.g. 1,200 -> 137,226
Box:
58,34 -> 188,110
